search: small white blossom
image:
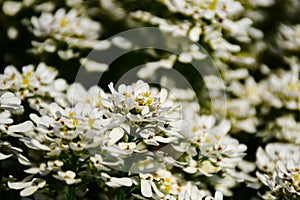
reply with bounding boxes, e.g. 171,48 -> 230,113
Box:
55,170 -> 81,185
8,176 -> 46,197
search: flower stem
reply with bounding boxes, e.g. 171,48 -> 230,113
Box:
118,187 -> 126,200
67,185 -> 76,200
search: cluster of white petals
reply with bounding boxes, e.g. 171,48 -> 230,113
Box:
30,8 -> 102,59
256,143 -> 300,199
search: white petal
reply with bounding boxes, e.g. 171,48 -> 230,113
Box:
80,58 -> 108,72
112,36 -> 132,49
150,181 -> 164,197
31,139 -> 51,151
154,136 -> 176,143
178,52 -> 192,63
49,103 -> 64,117
66,178 -> 81,185
20,186 -> 38,197
111,177 -> 132,187
65,170 -> 76,178
24,167 -> 41,174
0,117 -> 13,124
214,191 -> 223,200
8,181 -> 31,190
0,92 -> 21,105
3,1 -> 22,16
0,152 -> 12,160
118,142 -> 136,150
8,121 -> 33,133
109,127 -> 124,144
141,179 -> 152,198
183,167 -> 197,174
29,114 -> 41,125
144,139 -> 160,146
189,26 -> 202,42
141,106 -> 149,115
159,89 -> 168,102
18,154 -> 32,166
106,181 -> 122,188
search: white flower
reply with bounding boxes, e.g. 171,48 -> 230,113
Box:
101,173 -> 133,188
47,160 -> 64,170
69,141 -> 86,151
67,83 -> 109,108
2,1 -> 22,16
0,64 -> 63,104
152,169 -> 182,196
8,176 -> 46,197
118,142 -> 137,151
139,173 -> 164,198
30,8 -> 102,55
24,163 -> 47,175
90,154 -> 121,171
55,170 -> 81,185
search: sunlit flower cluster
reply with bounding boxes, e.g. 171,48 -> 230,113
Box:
0,62 -> 232,199
256,143 -> 300,199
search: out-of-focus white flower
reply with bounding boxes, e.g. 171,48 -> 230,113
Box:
277,24 -> 300,52
30,8 -> 102,57
7,26 -> 18,40
79,58 -> 109,72
178,44 -> 207,63
31,8 -> 100,39
137,55 -> 177,79
2,1 -> 22,16
246,0 -> 275,7
260,57 -> 300,110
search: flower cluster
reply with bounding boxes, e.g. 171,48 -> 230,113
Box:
30,8 -> 102,59
0,62 -> 233,199
256,143 -> 300,199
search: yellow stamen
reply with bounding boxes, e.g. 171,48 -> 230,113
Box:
72,119 -> 80,126
22,77 -> 30,85
192,126 -> 199,133
209,0 -> 218,10
60,17 -> 68,27
68,112 -> 75,118
88,119 -> 95,127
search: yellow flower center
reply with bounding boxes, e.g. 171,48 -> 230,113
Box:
60,17 -> 68,28
22,77 -> 30,85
